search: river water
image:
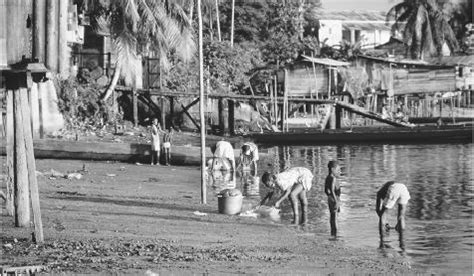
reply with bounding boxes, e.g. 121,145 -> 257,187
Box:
208,143 -> 473,274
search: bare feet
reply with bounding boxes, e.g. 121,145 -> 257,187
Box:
291,219 -> 300,225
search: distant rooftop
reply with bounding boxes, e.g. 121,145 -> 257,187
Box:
307,9 -> 388,21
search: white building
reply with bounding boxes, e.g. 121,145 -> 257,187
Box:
308,10 -> 395,49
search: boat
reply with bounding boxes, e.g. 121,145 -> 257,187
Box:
248,125 -> 473,145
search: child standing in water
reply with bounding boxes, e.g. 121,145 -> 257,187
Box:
162,128 -> 173,166
260,167 -> 314,225
325,160 -> 341,236
150,118 -> 162,165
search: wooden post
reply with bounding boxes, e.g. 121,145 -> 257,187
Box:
439,98 -> 443,117
279,103 -> 284,131
230,0 -> 235,47
33,0 -> 46,62
218,98 -> 225,135
328,67 -> 332,97
273,76 -> 278,127
329,104 -> 336,130
467,90 -> 472,107
335,104 -> 342,129
198,0 -> 206,204
160,97 -> 166,129
58,0 -> 69,77
373,94 -> 378,113
228,100 -> 235,135
13,91 -> 30,227
132,89 -> 138,127
20,89 -> 43,242
5,90 -> 14,216
169,96 -> 174,126
284,69 -> 289,132
46,0 -> 58,72
268,83 -> 273,125
215,0 -> 221,42
450,97 -> 455,124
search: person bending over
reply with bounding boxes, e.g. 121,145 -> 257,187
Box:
376,181 -> 411,233
260,167 -> 314,225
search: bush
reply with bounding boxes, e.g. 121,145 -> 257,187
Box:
57,77 -> 115,131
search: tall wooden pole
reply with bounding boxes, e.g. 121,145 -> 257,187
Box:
33,0 -> 46,63
215,0 -> 221,42
132,89 -> 138,127
228,100 -> 235,135
20,88 -> 44,242
218,98 -> 225,134
58,0 -> 69,77
46,0 -> 58,72
198,0 -> 206,204
230,0 -> 235,47
161,97 -> 166,129
5,90 -> 15,216
13,91 -> 30,227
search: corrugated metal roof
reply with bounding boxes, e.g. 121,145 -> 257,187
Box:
358,55 -> 434,66
426,55 -> 474,66
342,22 -> 391,31
301,55 -> 351,67
308,9 -> 387,21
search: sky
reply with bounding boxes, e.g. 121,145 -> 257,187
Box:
321,0 -> 400,11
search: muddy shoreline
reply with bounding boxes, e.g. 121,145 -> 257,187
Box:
0,157 -> 416,274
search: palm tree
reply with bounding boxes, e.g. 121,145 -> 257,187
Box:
387,0 -> 458,59
100,0 -> 196,101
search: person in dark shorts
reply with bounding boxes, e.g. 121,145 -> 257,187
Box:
325,160 -> 341,236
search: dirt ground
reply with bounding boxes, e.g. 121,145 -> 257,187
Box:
0,157 -> 416,275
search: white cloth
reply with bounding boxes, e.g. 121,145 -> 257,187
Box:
275,167 -> 314,192
151,125 -> 160,151
214,141 -> 235,162
383,183 -> 410,209
163,142 -> 171,149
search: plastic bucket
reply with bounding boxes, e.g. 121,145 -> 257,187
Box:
217,189 -> 243,215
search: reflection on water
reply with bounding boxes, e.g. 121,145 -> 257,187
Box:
239,171 -> 260,198
207,170 -> 236,195
259,143 -> 473,273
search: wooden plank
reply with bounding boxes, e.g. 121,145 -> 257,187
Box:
45,0 -> 58,71
336,101 -> 413,127
176,98 -> 200,131
5,90 -> 14,216
33,0 -> 46,62
13,91 -> 30,227
115,86 -> 335,105
20,88 -> 43,242
58,0 -> 69,77
0,0 -> 7,65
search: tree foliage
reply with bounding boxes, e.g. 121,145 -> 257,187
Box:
386,0 -> 459,58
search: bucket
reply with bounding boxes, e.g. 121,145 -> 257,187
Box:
217,188 -> 243,215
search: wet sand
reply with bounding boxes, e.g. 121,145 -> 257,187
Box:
0,158 -> 415,274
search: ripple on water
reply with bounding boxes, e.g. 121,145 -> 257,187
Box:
207,143 -> 473,274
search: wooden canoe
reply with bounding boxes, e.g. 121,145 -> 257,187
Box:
248,125 -> 473,145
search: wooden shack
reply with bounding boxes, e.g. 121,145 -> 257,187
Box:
427,55 -> 474,91
277,55 -> 350,98
355,55 -> 456,96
